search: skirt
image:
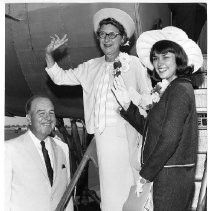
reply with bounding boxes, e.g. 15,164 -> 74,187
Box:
95,125 -> 134,211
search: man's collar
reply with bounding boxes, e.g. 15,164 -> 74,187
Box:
28,129 -> 50,143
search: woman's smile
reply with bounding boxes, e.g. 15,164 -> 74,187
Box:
157,66 -> 167,73
104,43 -> 112,48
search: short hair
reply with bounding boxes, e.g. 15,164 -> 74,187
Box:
25,94 -> 52,114
97,18 -> 129,45
150,40 -> 193,77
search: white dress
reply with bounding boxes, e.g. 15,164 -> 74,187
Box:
45,53 -> 152,211
95,126 -> 133,211
94,63 -> 134,211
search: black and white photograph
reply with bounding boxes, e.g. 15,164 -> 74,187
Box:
3,1 -> 207,211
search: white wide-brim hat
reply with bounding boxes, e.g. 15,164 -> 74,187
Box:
136,26 -> 203,72
93,8 -> 135,38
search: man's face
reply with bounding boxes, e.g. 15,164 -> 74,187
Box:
28,97 -> 56,140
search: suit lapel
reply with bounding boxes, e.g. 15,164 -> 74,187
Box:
23,131 -> 49,180
51,138 -> 69,195
50,138 -> 60,190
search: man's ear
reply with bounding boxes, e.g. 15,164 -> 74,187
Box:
26,114 -> 31,125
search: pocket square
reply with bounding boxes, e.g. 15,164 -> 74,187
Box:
62,164 -> 66,169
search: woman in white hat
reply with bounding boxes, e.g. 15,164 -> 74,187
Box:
112,26 -> 203,211
44,8 -> 152,211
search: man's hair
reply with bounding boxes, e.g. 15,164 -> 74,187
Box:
25,94 -> 52,114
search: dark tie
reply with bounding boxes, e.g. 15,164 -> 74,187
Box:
41,141 -> 53,186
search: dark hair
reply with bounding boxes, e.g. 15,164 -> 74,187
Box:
25,94 -> 52,114
150,40 -> 194,77
97,18 -> 128,45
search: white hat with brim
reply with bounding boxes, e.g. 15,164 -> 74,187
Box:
136,26 -> 203,72
93,8 -> 135,38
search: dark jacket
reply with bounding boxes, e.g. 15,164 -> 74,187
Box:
121,77 -> 198,181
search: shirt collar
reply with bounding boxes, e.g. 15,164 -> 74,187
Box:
28,130 -> 50,149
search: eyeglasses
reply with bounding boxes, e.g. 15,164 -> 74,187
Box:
97,31 -> 120,39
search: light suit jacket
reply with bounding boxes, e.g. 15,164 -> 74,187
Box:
5,131 -> 74,211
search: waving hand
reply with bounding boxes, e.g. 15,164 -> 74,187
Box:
45,34 -> 68,54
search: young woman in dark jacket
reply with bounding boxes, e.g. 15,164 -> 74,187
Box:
112,26 -> 203,211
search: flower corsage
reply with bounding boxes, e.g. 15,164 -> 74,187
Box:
129,79 -> 170,114
146,79 -> 170,109
113,52 -> 130,77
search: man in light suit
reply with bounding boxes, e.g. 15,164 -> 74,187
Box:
5,95 -> 74,211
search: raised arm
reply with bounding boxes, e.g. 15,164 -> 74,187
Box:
45,34 -> 68,68
44,34 -> 88,87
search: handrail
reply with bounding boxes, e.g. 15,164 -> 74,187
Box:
55,138 -> 98,211
196,153 -> 207,211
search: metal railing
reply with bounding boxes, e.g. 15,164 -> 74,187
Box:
56,137 -> 99,211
